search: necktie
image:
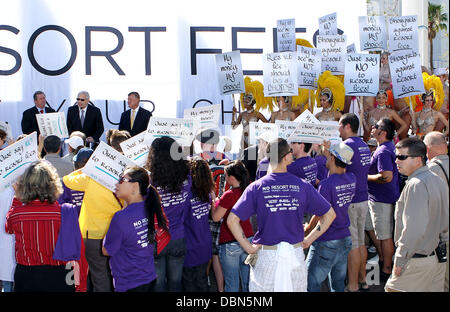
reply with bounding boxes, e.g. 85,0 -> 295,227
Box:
40,109 -> 44,114
80,109 -> 85,128
130,110 -> 136,129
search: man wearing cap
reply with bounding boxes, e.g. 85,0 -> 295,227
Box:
43,135 -> 74,178
118,92 -> 152,137
385,137 -> 448,292
304,142 -> 356,292
63,132 -> 86,163
21,91 -> 55,135
227,138 -> 336,292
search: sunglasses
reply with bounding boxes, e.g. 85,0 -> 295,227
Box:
395,154 -> 421,161
118,176 -> 135,184
281,148 -> 293,159
76,98 -> 86,102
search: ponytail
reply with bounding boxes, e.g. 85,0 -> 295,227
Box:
144,185 -> 168,243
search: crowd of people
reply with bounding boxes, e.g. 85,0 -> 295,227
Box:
0,53 -> 449,293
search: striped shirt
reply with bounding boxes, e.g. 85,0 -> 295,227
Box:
5,199 -> 66,266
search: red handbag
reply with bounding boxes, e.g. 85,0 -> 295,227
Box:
154,206 -> 170,255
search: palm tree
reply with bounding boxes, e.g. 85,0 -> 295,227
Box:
428,2 -> 448,71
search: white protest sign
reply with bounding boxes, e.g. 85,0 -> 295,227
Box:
288,122 -> 340,144
144,117 -> 196,147
321,120 -> 342,145
275,120 -> 299,140
293,109 -> 320,124
347,43 -> 356,54
359,16 -> 387,52
248,122 -> 278,146
319,12 -> 337,35
184,104 -> 221,130
277,18 -> 296,52
344,53 -> 380,96
36,112 -> 69,138
388,15 -> 419,52
389,50 -> 425,99
215,51 -> 245,95
296,46 -> 322,90
0,132 -> 38,192
317,35 -> 347,75
263,52 -> 298,97
82,141 -> 137,192
120,131 -> 149,167
0,121 -> 12,141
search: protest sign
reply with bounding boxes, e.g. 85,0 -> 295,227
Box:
275,120 -> 299,141
144,117 -> 196,147
263,52 -> 298,97
248,122 -> 278,146
82,141 -> 137,192
293,109 -> 320,124
120,131 -> 149,167
296,46 -> 322,90
388,15 -> 419,52
359,16 -> 387,52
344,53 -> 380,96
215,51 -> 245,95
389,49 -> 425,99
277,18 -> 296,52
287,122 -> 340,144
0,132 -> 38,192
319,12 -> 338,35
184,104 -> 221,130
316,35 -> 347,75
347,43 -> 356,54
36,112 -> 69,138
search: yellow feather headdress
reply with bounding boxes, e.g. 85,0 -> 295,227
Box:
315,71 -> 345,111
240,77 -> 273,112
412,72 -> 445,111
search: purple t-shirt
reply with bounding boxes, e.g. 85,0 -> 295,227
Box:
256,157 -> 270,180
156,177 -> 192,240
315,155 -> 328,181
368,141 -> 400,204
316,173 -> 356,242
344,136 -> 371,203
232,172 -> 331,245
287,156 -> 318,186
58,183 -> 84,215
103,201 -> 156,292
184,195 -> 212,267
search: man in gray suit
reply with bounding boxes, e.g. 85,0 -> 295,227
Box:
43,135 -> 74,178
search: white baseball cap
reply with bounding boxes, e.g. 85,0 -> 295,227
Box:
65,136 -> 84,149
329,142 -> 354,165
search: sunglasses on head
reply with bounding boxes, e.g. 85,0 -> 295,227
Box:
395,154 -> 421,161
76,98 -> 86,102
281,148 -> 293,159
118,175 -> 135,184
372,124 -> 384,130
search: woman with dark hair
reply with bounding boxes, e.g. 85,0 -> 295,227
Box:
183,157 -> 214,291
146,136 -> 191,292
211,160 -> 254,292
102,166 -> 167,292
413,92 -> 449,137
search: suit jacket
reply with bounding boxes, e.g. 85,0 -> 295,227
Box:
21,106 -> 55,135
67,104 -> 104,142
118,107 -> 152,137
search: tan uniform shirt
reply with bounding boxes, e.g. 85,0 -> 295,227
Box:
428,154 -> 449,242
394,166 -> 449,269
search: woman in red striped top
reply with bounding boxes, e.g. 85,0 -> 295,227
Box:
5,160 -> 75,292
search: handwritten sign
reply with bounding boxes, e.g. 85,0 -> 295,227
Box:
248,122 -> 278,146
288,122 -> 340,144
388,15 -> 419,52
344,53 -> 380,96
184,104 -> 221,130
36,112 -> 69,138
82,141 -> 137,192
120,131 -> 149,167
144,117 -> 196,147
293,109 -> 320,124
0,132 -> 38,192
215,51 -> 245,95
277,18 -> 296,52
359,16 -> 387,51
319,13 -> 337,35
263,52 -> 298,97
316,35 -> 347,75
347,43 -> 356,54
389,49 -> 425,99
297,46 -> 322,90
275,120 -> 299,140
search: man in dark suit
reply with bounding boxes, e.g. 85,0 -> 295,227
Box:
21,91 -> 55,135
118,91 -> 152,137
67,91 -> 104,144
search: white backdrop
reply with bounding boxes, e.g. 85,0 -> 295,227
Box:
0,0 -> 366,148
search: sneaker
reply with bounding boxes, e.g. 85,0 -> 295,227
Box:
379,270 -> 391,283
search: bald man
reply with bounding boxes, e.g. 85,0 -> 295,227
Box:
424,131 -> 449,292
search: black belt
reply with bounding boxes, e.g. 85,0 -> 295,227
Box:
412,251 -> 435,258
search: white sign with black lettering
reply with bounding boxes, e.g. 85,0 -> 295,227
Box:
288,122 -> 340,144
319,12 -> 337,35
359,16 -> 387,52
317,35 -> 347,75
215,51 -> 245,95
120,131 -> 149,167
296,46 -> 322,90
277,18 -> 296,52
388,15 -> 419,52
144,117 -> 196,147
344,53 -> 380,96
263,52 -> 298,97
389,49 -> 425,99
36,112 -> 69,138
293,109 -> 320,124
248,122 -> 278,146
184,104 -> 221,130
275,120 -> 299,141
347,43 -> 356,54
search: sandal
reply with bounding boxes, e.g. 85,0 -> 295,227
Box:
359,281 -> 370,291
344,286 -> 359,292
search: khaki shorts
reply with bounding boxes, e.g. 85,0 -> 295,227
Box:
348,201 -> 369,249
368,201 -> 394,240
365,208 -> 374,231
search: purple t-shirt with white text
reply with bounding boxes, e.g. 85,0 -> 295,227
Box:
344,136 -> 371,203
315,155 -> 328,181
287,156 -> 318,186
232,172 -> 331,245
256,157 -> 270,180
103,201 -> 156,292
368,141 -> 399,204
316,173 -> 356,242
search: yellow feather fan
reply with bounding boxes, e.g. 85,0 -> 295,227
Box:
315,71 -> 345,111
415,72 -> 445,111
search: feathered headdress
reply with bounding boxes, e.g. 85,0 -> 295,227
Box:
240,77 -> 273,112
315,71 -> 345,111
412,72 -> 445,111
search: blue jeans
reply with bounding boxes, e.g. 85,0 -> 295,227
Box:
306,236 -> 352,292
153,238 -> 186,292
1,281 -> 13,292
218,237 -> 252,292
